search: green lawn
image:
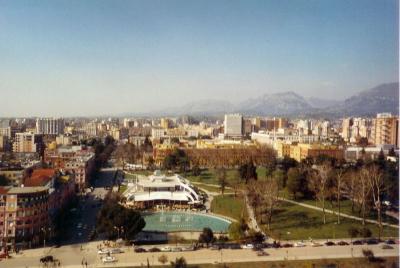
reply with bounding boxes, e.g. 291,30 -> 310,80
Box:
119,185 -> 127,193
184,168 -> 241,185
292,198 -> 399,225
211,195 -> 247,221
191,182 -> 233,194
262,201 -> 398,240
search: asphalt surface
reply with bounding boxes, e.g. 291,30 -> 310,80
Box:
61,169 -> 117,246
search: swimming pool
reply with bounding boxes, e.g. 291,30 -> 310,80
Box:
142,211 -> 231,233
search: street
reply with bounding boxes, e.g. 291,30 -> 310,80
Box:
61,169 -> 117,246
1,241 -> 398,268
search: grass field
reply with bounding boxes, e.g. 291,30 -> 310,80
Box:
191,182 -> 233,194
211,194 -> 247,221
262,201 -> 399,240
294,198 -> 399,225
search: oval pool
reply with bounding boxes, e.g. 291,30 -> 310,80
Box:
142,212 -> 231,233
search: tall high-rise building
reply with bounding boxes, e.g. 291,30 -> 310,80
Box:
12,132 -> 43,153
36,118 -> 65,135
224,114 -> 243,138
371,113 -> 399,146
160,118 -> 170,129
341,118 -> 353,141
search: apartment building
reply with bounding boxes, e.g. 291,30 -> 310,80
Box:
371,113 -> 399,146
12,132 -> 43,153
36,118 -> 64,135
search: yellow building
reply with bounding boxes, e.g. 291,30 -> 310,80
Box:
371,114 -> 399,146
288,143 -> 344,162
160,118 -> 170,129
275,142 -> 291,158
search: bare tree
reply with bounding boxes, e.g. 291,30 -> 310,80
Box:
357,167 -> 371,226
366,165 -> 385,238
309,162 -> 332,224
217,168 -> 228,195
334,168 -> 346,224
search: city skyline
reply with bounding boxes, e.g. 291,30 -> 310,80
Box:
0,0 -> 398,117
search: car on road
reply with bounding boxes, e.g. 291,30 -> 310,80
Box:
365,239 -> 380,245
352,240 -> 363,245
324,241 -> 335,246
161,246 -> 172,252
102,256 -> 117,263
384,239 -> 396,245
172,247 -> 182,252
98,249 -> 110,255
381,244 -> 394,250
148,247 -> 161,252
181,246 -> 195,251
337,241 -> 349,246
294,242 -> 306,247
241,244 -> 254,249
281,243 -> 293,248
134,247 -> 147,253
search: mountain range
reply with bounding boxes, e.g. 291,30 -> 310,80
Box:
126,82 -> 399,118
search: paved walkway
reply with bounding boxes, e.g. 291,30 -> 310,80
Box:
281,198 -> 399,229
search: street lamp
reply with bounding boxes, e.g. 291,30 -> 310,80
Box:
41,227 -> 51,249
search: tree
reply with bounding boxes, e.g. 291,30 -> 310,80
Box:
360,227 -> 372,238
272,169 -> 286,189
158,255 -> 168,265
198,227 -> 215,246
357,167 -> 372,225
388,148 -> 396,157
309,162 -> 332,224
238,162 -> 257,184
217,168 -> 228,195
0,175 -> 10,186
366,165 -> 385,238
192,165 -> 201,176
170,257 -> 187,268
97,194 -> 146,240
286,167 -> 303,199
334,168 -> 346,224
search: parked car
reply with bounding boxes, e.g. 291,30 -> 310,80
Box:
294,242 -> 306,247
134,247 -> 147,253
148,247 -> 161,252
337,241 -> 349,246
352,240 -> 363,245
181,246 -> 195,251
324,241 -> 335,246
161,246 -> 172,252
365,239 -> 380,245
102,256 -> 117,263
381,244 -> 394,250
97,249 -> 110,255
172,247 -> 182,252
242,244 -> 254,249
281,243 -> 293,248
311,242 -> 323,247
384,239 -> 396,245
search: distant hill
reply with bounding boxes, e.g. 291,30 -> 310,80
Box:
237,91 -> 313,116
121,82 -> 399,118
306,97 -> 342,109
333,82 -> 399,116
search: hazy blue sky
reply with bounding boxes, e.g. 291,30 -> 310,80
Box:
0,0 -> 398,116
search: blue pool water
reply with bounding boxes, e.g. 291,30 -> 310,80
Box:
142,212 -> 231,232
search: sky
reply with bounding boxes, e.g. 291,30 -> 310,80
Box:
0,0 -> 398,117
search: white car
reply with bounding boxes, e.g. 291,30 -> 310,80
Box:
294,242 -> 306,247
161,246 -> 172,252
241,244 -> 254,249
102,256 -> 117,263
310,242 -> 322,247
98,249 -> 110,255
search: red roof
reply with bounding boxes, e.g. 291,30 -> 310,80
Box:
24,169 -> 55,187
0,187 -> 9,194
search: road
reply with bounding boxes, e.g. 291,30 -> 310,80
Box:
61,169 -> 117,246
2,241 -> 398,268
